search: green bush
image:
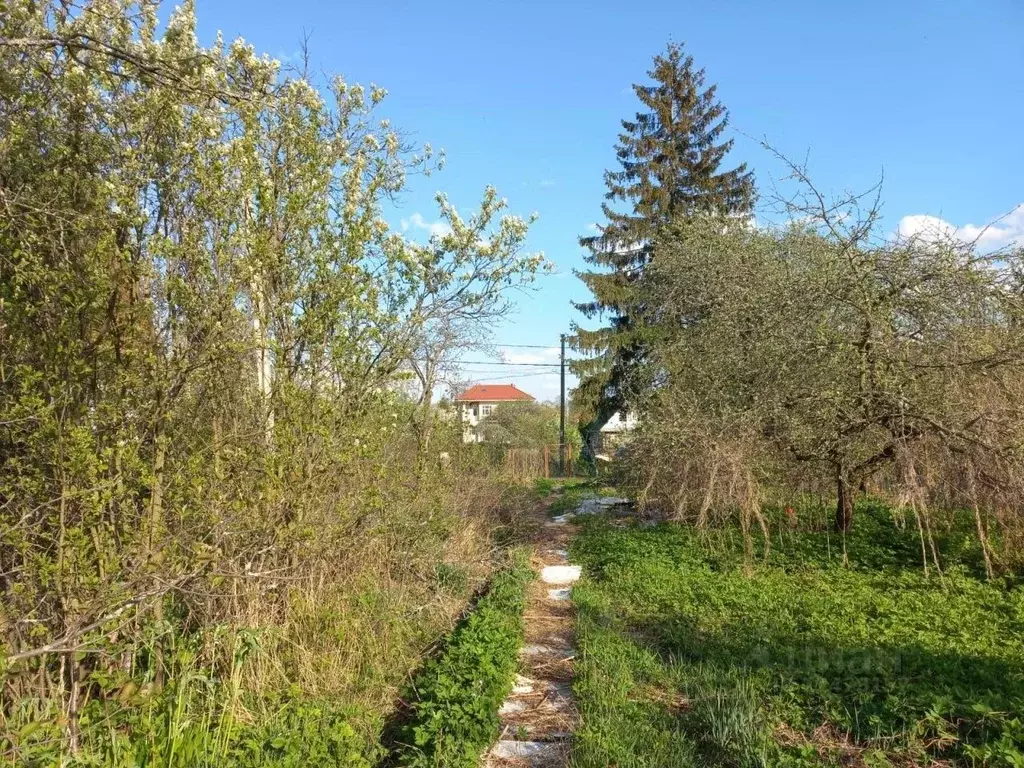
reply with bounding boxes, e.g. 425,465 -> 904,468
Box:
229,697 -> 383,768
0,3 -> 542,763
433,563 -> 471,597
394,551 -> 534,767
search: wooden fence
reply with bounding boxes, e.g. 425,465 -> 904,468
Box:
503,444 -> 575,480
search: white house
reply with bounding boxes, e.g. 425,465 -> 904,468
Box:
595,410 -> 638,458
454,383 -> 536,443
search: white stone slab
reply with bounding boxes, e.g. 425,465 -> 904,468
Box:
520,643 -> 573,658
548,681 -> 574,701
547,587 -> 571,601
577,496 -> 634,515
499,699 -> 529,715
492,740 -> 557,759
540,565 -> 581,584
512,675 -> 535,694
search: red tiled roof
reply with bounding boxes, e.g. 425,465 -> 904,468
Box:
455,383 -> 536,402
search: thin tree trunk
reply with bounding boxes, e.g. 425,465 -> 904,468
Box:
579,400 -> 619,465
973,505 -> 995,580
65,652 -> 80,754
149,429 -> 166,689
912,503 -> 929,577
747,471 -> 771,559
695,453 -> 720,529
148,436 -> 165,553
835,469 -> 854,532
966,464 -> 995,580
251,282 -> 274,443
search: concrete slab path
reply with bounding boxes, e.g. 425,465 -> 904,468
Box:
485,496 -> 584,767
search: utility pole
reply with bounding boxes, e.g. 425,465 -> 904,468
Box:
559,333 -> 566,476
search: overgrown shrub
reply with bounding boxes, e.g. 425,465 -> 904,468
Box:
228,697 -> 384,768
619,207 -> 1024,566
0,0 -> 542,762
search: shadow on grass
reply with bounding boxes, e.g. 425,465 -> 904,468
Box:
634,612 -> 1023,759
576,596 -> 1023,767
570,506 -> 1024,767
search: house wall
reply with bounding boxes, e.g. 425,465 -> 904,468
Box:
601,410 -> 639,433
596,410 -> 639,455
459,400 -> 504,443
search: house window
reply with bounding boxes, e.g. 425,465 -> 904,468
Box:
480,404 -> 494,418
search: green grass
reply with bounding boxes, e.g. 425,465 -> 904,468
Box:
393,549 -> 534,768
569,503 -> 1024,767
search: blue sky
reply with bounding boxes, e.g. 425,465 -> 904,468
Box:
190,0 -> 1024,400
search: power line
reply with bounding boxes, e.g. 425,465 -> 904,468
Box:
493,343 -> 560,350
458,360 -> 561,368
409,359 -> 561,368
465,368 -> 560,376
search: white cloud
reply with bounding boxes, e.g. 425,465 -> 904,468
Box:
523,373 -> 562,401
896,204 -> 1024,250
585,222 -> 601,234
275,49 -> 302,64
401,212 -> 451,239
895,214 -> 959,243
539,179 -> 557,188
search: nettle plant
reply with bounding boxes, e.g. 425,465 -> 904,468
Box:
396,552 -> 534,768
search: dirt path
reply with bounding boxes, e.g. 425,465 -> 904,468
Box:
485,503 -> 581,767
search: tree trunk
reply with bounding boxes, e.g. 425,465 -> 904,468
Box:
835,470 -> 854,532
579,400 -> 620,465
148,428 -> 167,689
966,465 -> 995,580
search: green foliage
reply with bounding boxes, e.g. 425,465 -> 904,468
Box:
394,551 -> 534,768
229,698 -> 383,768
533,478 -> 557,497
570,503 -> 1024,767
0,0 -> 541,762
477,401 -> 561,449
433,563 -> 471,598
571,41 -> 754,444
3,631 -> 388,767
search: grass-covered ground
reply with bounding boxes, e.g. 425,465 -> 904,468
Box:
569,502 -> 1024,767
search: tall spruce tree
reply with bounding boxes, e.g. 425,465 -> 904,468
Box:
571,42 -> 754,460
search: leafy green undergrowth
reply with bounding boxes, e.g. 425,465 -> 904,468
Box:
393,549 -> 534,768
6,673 -> 386,768
229,697 -> 384,767
570,503 -> 1024,767
534,477 -> 559,496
